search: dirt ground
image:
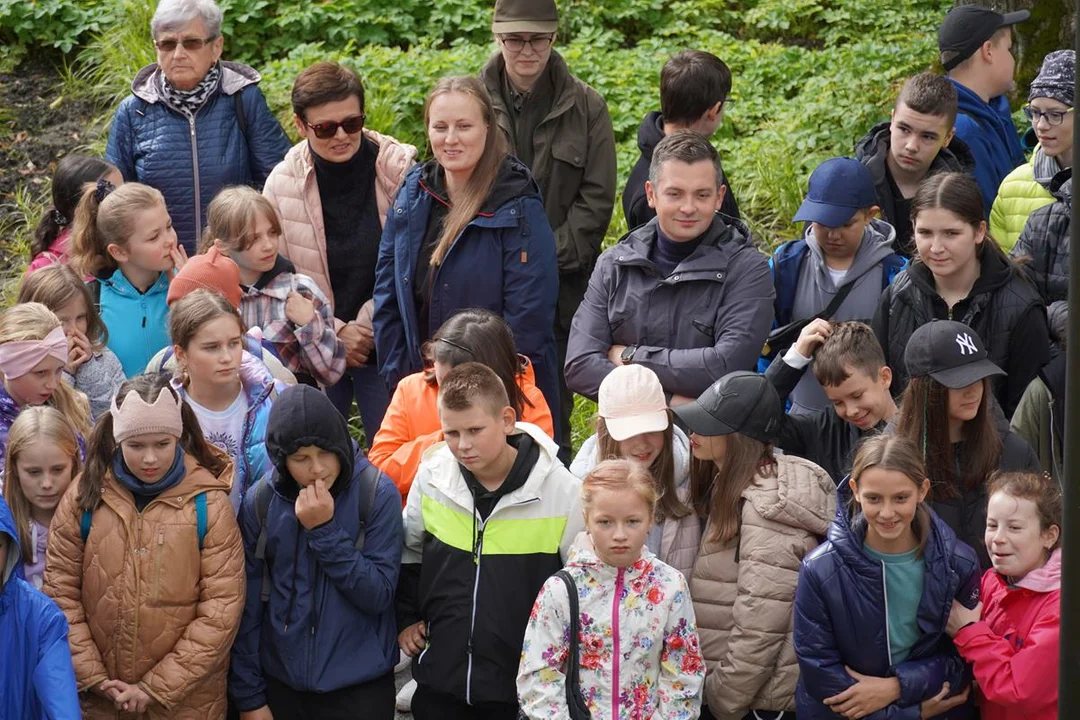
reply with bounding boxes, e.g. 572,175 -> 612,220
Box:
0,53 -> 104,274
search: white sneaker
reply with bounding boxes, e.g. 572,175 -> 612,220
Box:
394,649 -> 412,674
396,679 -> 417,713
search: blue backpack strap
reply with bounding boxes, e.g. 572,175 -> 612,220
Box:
771,240 -> 809,328
195,492 -> 208,551
80,509 -> 93,543
252,479 -> 275,602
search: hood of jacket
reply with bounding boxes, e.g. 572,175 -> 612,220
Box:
803,218 -> 897,288
418,154 -> 540,215
636,110 -> 666,158
1015,547 -> 1061,592
130,59 -> 260,104
855,121 -> 975,176
906,242 -> 1015,299
265,384 -> 354,495
1048,166 -> 1072,204
100,266 -> 171,297
745,454 -> 837,536
0,496 -> 20,585
252,254 -> 297,291
618,213 -> 755,270
564,531 -> 660,579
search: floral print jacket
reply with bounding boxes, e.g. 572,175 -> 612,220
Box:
518,534 -> 704,719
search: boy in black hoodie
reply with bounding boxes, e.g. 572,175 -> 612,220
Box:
622,50 -> 739,230
397,362 -> 582,720
230,385 -> 403,720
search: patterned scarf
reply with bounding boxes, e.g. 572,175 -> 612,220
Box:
160,62 -> 221,118
1032,146 -> 1062,189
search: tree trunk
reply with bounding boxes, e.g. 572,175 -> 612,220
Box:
955,0 -> 1076,97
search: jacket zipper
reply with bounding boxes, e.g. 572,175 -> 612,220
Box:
189,114 -> 202,247
153,527 -> 165,599
463,495 -> 540,704
612,567 -> 624,720
880,560 -> 893,664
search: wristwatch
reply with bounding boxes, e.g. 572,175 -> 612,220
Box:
620,345 -> 638,365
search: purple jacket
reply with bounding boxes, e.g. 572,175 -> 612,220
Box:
565,216 -> 774,399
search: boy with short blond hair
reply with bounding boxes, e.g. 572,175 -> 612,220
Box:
768,158 -> 906,416
397,362 -> 582,720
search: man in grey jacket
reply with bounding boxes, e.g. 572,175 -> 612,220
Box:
565,132 -> 773,404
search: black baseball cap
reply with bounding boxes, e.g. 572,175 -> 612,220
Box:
673,371 -> 782,444
938,5 -> 1029,72
904,320 -> 1005,389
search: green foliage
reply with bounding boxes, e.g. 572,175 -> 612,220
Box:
0,0 -> 116,54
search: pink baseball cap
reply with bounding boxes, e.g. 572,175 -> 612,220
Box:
598,365 -> 670,442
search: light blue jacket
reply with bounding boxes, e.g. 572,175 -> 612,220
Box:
96,268 -> 172,377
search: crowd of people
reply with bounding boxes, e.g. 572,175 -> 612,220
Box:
0,0 -> 1073,718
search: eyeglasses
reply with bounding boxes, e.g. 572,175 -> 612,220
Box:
154,36 -> 217,53
1023,105 -> 1074,127
499,34 -> 554,53
303,114 -> 366,140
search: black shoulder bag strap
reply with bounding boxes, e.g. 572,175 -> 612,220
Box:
765,277 -> 859,356
555,570 -> 592,720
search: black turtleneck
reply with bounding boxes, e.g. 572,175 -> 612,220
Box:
650,227 -> 704,277
312,137 -> 382,322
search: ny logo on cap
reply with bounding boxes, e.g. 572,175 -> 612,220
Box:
955,332 -> 978,356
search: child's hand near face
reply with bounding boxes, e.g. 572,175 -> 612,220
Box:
65,328 -> 92,374
295,479 -> 335,529
170,244 -> 189,274
795,318 -> 833,358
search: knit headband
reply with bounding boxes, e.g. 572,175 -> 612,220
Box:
0,326 -> 68,380
111,386 -> 184,443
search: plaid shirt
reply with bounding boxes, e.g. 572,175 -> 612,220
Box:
240,270 -> 345,386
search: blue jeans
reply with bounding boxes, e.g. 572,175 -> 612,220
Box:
325,365 -> 390,448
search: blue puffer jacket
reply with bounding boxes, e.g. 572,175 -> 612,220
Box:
106,61 -> 291,253
0,495 -> 80,719
174,354 -> 281,509
229,386 -> 403,711
95,268 -> 172,378
373,157 -> 560,437
794,483 -> 981,719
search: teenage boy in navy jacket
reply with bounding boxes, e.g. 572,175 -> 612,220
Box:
230,385 -> 403,719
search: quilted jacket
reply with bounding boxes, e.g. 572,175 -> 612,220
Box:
43,450 -> 245,719
265,133 -> 416,319
264,132 -> 416,319
517,536 -> 705,720
793,482 -> 981,720
690,454 -> 835,719
989,148 -> 1057,251
1010,167 -> 1071,305
106,61 -> 291,253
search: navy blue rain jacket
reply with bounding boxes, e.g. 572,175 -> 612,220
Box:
229,385 -> 404,711
0,495 -> 80,719
794,483 -> 981,719
949,79 -> 1026,213
106,61 -> 291,253
372,158 -> 560,438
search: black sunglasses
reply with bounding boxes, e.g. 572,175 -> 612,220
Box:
303,114 -> 366,140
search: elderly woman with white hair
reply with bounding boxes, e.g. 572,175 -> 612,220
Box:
105,0 -> 291,254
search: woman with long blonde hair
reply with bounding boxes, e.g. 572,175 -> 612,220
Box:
372,75 -> 561,443
0,303 -> 91,473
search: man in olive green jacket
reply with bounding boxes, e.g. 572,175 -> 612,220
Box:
481,0 -> 618,460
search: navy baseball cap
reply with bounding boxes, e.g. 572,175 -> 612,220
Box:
938,5 -> 1029,72
793,157 -> 877,228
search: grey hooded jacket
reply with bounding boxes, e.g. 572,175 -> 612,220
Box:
1011,166 -> 1072,304
565,216 -> 774,399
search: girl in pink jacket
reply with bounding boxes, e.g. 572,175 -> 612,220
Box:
517,458 -> 705,719
947,471 -> 1062,720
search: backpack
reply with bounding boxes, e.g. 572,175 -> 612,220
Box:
81,492 -> 208,550
252,462 -> 381,602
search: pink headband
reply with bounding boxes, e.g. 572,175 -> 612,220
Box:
0,326 -> 68,380
111,387 -> 184,443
